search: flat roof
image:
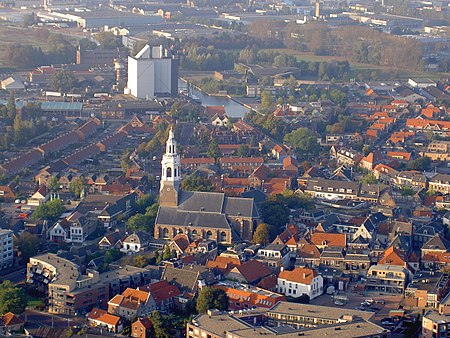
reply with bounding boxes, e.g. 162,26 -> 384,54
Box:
41,102 -> 83,111
229,321 -> 388,337
269,302 -> 374,322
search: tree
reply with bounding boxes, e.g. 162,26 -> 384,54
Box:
120,149 -> 132,173
6,91 -> 16,120
196,287 -> 229,313
133,255 -> 148,268
69,177 -> 87,198
284,128 -> 320,158
400,186 -> 415,196
0,280 -> 27,315
237,144 -> 250,157
361,174 -> 378,184
252,223 -> 276,245
181,173 -> 213,192
261,91 -> 274,110
15,232 -> 40,264
126,214 -> 153,233
95,31 -> 119,49
23,12 -> 37,27
162,245 -> 174,260
407,156 -> 431,171
207,138 -> 220,160
32,199 -> 65,222
136,194 -> 155,214
259,201 -> 289,230
47,176 -> 59,193
149,311 -> 174,338
50,69 -> 77,92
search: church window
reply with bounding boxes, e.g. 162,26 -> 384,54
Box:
167,167 -> 172,178
192,229 -> 198,238
206,230 -> 213,240
220,232 -> 227,242
162,228 -> 169,239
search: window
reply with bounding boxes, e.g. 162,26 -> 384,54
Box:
167,167 -> 172,178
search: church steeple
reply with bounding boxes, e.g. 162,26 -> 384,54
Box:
159,127 -> 181,207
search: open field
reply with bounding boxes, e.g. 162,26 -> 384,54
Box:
263,48 -> 449,80
0,24 -> 81,67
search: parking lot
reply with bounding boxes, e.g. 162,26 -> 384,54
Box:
310,287 -> 404,325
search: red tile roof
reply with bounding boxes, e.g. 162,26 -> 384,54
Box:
228,259 -> 272,283
278,267 -> 318,285
1,312 -> 24,326
310,232 -> 346,248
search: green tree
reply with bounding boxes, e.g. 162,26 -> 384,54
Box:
47,176 -> 60,193
237,144 -> 250,157
182,173 -> 213,192
69,177 -> 87,198
136,194 -> 155,214
260,201 -> 289,230
207,138 -> 220,160
95,31 -> 119,49
15,232 -> 40,264
196,287 -> 229,313
50,69 -> 77,92
133,255 -> 148,268
32,199 -> 65,222
0,280 -> 27,315
126,213 -> 153,233
120,148 -> 133,173
407,156 -> 431,171
400,186 -> 415,196
6,91 -> 16,120
362,145 -> 370,156
261,91 -> 274,110
284,128 -> 320,158
252,223 -> 276,245
149,311 -> 174,338
162,245 -> 174,260
361,174 -> 378,184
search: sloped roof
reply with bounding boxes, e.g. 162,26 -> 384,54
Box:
278,267 -> 318,285
228,259 -> 272,283
422,234 -> 450,251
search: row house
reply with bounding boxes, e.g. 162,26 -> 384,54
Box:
421,234 -> 450,269
215,284 -> 285,311
405,271 -> 450,309
421,141 -> 450,161
395,171 -> 428,190
181,157 -> 215,172
329,146 -> 363,167
429,174 -> 450,195
406,118 -> 450,137
219,157 -> 264,170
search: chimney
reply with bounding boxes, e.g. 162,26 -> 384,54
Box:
303,273 -> 306,279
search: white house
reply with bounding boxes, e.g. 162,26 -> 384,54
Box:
49,220 -> 70,242
277,267 -> 323,300
28,185 -> 51,207
256,244 -> 291,271
211,113 -> 230,127
121,231 -> 151,255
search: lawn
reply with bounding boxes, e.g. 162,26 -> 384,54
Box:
27,296 -> 44,309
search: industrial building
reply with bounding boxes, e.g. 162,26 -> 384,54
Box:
125,45 -> 178,99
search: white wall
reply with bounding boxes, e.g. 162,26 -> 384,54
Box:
277,275 -> 323,300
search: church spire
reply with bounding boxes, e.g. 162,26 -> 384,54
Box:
159,126 -> 181,207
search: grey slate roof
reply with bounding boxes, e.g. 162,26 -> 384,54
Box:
156,207 -> 230,229
223,196 -> 259,218
178,191 -> 225,213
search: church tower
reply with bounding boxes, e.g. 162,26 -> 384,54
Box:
159,127 -> 181,207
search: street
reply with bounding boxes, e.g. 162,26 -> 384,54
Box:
21,309 -> 86,329
0,267 -> 26,283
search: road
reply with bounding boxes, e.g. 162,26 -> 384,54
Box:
0,267 -> 26,283
21,309 -> 86,329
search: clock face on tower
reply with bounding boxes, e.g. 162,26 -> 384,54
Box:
167,188 -> 171,191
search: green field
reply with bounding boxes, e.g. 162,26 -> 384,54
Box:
0,23 -> 81,67
263,48 -> 448,81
